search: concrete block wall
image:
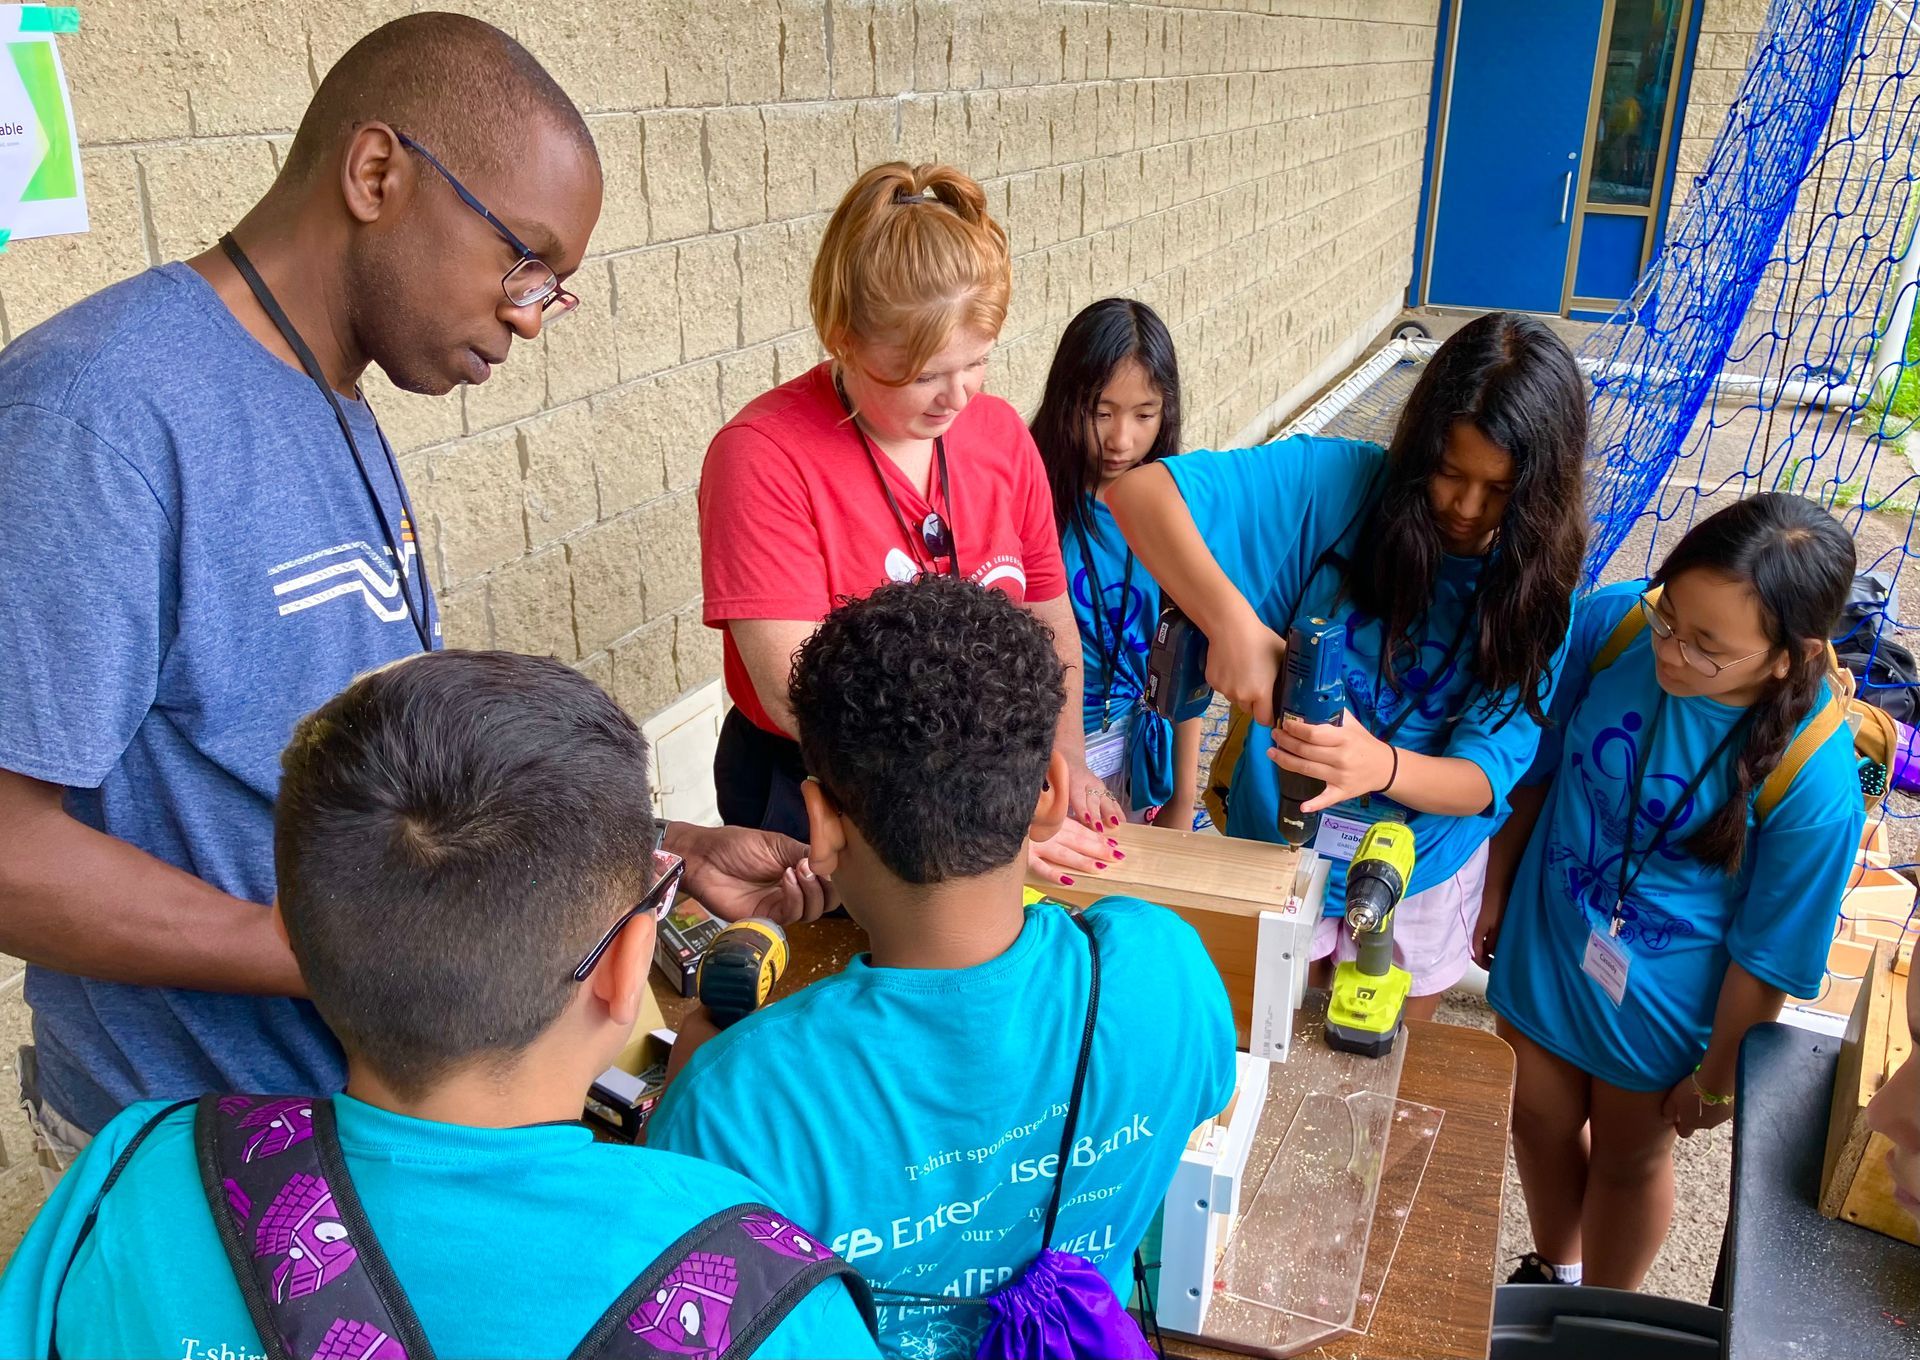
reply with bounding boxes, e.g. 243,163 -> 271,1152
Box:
1,0 -> 1440,728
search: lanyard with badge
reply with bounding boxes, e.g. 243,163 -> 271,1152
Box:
219,233 -> 435,654
1070,511 -> 1139,784
835,375 -> 961,581
1582,691 -> 1753,1006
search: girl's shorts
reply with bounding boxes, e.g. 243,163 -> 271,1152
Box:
1311,840 -> 1488,997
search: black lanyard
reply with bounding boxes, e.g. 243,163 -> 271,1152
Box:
1069,508 -> 1138,732
1612,691 -> 1753,924
219,234 -> 434,653
835,377 -> 961,580
1375,581 -> 1485,746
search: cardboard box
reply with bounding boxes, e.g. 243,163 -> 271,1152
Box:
655,894 -> 725,997
584,984 -> 673,1143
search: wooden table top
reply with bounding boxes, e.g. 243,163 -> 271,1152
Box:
652,916 -> 1515,1360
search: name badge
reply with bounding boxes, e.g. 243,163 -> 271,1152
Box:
1582,927 -> 1632,1008
1086,726 -> 1128,783
1312,810 -> 1372,862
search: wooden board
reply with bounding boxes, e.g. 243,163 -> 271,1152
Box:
1819,941 -> 1918,1245
1028,822 -> 1307,1044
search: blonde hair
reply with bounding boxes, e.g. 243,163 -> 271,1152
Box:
810,162 -> 1011,387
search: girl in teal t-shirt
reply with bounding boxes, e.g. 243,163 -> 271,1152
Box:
1480,493 -> 1864,1292
1031,298 -> 1201,831
1107,312 -> 1589,1017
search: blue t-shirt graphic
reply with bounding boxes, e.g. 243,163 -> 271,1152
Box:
0,1096 -> 879,1359
649,898 -> 1236,1360
1488,582 -> 1865,1091
1062,495 -> 1177,809
1165,436 -> 1562,913
0,265 -> 439,1132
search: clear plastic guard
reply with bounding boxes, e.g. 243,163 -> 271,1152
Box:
1213,1092 -> 1444,1343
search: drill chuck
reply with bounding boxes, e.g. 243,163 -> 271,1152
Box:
696,919 -> 790,1030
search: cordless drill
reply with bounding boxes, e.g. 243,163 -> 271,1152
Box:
695,919 -> 790,1029
1276,618 -> 1346,847
1325,821 -> 1416,1058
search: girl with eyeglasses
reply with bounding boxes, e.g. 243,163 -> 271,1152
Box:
1108,312 -> 1589,1020
1030,298 -> 1201,829
1479,493 -> 1864,1291
699,163 -> 1119,886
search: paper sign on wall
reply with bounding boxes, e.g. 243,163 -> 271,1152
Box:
0,6 -> 85,248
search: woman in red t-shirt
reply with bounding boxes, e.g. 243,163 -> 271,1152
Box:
699,161 -> 1117,884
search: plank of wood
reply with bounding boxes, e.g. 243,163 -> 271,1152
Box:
1839,1131 -> 1920,1246
1821,943 -> 1890,1215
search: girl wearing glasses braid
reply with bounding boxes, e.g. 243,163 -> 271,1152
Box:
1480,493 -> 1862,1292
700,162 -> 1120,887
1109,312 -> 1587,1020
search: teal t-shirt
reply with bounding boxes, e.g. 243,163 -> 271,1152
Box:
648,897 -> 1237,1360
1488,581 -> 1865,1091
0,1095 -> 880,1360
1165,435 -> 1563,912
1061,495 -> 1177,810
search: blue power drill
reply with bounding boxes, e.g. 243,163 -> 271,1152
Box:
1277,618 -> 1345,847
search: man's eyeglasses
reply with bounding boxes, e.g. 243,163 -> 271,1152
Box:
571,849 -> 685,982
394,130 -> 579,321
1639,594 -> 1771,678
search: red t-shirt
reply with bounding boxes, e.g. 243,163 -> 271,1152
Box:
700,362 -> 1067,733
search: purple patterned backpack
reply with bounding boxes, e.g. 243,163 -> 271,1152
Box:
51,1094 -> 876,1360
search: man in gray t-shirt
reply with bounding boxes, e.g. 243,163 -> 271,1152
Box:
0,16 -> 820,1153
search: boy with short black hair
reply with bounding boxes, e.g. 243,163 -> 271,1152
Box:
0,650 -> 879,1359
650,576 -> 1236,1359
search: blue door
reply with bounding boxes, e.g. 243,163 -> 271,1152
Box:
1425,0 -> 1606,312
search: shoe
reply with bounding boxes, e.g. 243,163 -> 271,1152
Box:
1505,1251 -> 1562,1285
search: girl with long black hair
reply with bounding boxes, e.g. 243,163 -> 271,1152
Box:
1031,298 -> 1199,826
1109,311 -> 1589,1018
1479,493 -> 1863,1289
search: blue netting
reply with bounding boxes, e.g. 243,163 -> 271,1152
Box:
1215,0 -> 1920,1004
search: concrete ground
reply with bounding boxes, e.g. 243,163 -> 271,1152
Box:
0,960 -> 43,1270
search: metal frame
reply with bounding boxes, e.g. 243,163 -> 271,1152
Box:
1416,0 -> 1465,308
1562,0 -> 1699,314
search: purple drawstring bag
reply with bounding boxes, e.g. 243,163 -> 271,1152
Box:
881,912 -> 1160,1360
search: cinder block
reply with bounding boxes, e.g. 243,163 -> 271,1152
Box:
546,262 -> 621,405
569,515 -> 646,655
65,3 -> 193,142
738,223 -> 799,347
1,150 -> 151,335
305,1 -> 416,76
678,236 -> 744,361
721,346 -> 781,420
706,110 -> 769,234
612,245 -> 683,382
177,0 -> 310,136
644,111 -> 710,243
611,613 -> 681,720
635,490 -> 704,620
137,140 -> 279,261
577,649 -> 615,698
592,115 -> 651,255
676,610 -> 724,692
873,0 -> 917,94
654,361 -> 726,490
662,3 -> 728,107
519,405 -> 601,549
780,0 -> 832,99
397,452 -> 443,590
725,0 -> 785,104
529,4 -> 665,113
763,103 -> 858,219
429,428 -> 525,587
437,581 -> 492,650
593,386 -> 666,518
491,547 -> 578,659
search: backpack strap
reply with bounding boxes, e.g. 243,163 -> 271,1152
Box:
1590,585 -> 1656,675
48,1097 -> 196,1360
1755,673 -> 1851,824
1041,912 -> 1102,1248
571,1203 -> 878,1360
196,1093 -> 434,1360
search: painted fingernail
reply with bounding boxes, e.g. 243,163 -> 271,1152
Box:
1113,850 -> 1126,860
1060,875 -> 1075,886
1108,816 -> 1121,828
1095,861 -> 1108,870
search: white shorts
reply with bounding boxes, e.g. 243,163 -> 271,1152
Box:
1311,840 -> 1488,997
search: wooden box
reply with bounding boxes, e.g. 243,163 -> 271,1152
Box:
1028,822 -> 1317,1058
1819,942 -> 1918,1245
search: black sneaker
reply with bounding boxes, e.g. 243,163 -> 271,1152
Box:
1505,1252 -> 1563,1285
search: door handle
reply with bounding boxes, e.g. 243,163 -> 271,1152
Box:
1560,170 -> 1575,226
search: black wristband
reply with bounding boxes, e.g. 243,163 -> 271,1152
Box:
1380,745 -> 1400,795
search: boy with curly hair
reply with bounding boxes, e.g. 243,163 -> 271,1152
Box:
650,575 -> 1235,1359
